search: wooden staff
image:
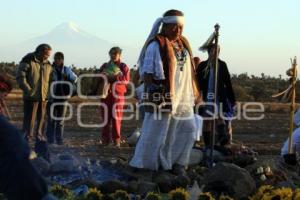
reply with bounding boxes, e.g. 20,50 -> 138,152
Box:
209,24 -> 220,168
288,57 -> 297,154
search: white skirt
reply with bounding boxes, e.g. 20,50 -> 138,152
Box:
129,112 -> 197,170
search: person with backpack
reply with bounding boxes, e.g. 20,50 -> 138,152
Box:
46,52 -> 77,145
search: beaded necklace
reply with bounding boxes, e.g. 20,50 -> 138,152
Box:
172,42 -> 188,71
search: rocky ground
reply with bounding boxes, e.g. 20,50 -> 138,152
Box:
5,98 -> 300,199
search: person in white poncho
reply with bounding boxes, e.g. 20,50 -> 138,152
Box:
129,9 -> 202,175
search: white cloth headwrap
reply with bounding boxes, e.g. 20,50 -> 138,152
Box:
138,16 -> 185,69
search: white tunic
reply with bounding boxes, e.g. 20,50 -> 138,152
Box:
139,41 -> 195,115
130,41 -> 197,170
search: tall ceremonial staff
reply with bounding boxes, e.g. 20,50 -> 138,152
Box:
199,24 -> 220,167
211,24 -> 220,168
288,58 -> 297,154
272,57 -> 298,164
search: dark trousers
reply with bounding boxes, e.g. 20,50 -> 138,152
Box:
23,100 -> 47,142
202,119 -> 232,147
0,116 -> 48,200
46,101 -> 67,144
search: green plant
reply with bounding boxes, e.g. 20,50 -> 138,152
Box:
145,192 -> 162,200
168,188 -> 189,200
113,190 -> 130,200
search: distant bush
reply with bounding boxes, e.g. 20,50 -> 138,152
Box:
1,61 -> 298,103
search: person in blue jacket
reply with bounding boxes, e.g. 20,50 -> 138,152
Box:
46,52 -> 77,145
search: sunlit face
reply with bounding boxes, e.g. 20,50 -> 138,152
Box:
110,51 -> 121,63
42,49 -> 52,61
54,57 -> 64,67
163,23 -> 183,41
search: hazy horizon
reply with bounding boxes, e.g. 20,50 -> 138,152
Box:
0,0 -> 299,77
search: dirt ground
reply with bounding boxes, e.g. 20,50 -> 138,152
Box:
6,96 -> 292,162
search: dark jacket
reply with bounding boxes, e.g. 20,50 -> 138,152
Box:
196,59 -> 236,112
50,64 -> 77,102
0,116 -> 48,200
16,53 -> 53,101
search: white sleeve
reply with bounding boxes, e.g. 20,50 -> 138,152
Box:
140,41 -> 165,80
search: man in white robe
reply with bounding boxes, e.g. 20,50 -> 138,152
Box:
129,9 -> 202,175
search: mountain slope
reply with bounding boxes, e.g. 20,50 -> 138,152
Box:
1,22 -> 138,67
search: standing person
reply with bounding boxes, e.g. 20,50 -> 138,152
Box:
0,74 -> 13,119
196,44 -> 236,146
46,52 -> 77,145
92,47 -> 130,147
129,9 -> 202,175
16,44 -> 53,148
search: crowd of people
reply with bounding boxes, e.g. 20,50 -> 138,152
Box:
0,9 -> 240,200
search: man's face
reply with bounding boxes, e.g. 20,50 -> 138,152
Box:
163,23 -> 183,41
42,49 -> 51,61
208,47 -> 220,59
54,57 -> 64,67
110,52 -> 121,62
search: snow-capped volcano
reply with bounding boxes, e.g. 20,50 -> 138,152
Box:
32,22 -> 110,45
1,22 -> 138,67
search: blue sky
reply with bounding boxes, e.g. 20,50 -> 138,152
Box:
1,0 -> 299,76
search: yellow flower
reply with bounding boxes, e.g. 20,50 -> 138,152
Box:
113,190 -> 130,200
219,195 -> 234,200
50,184 -> 74,200
294,189 -> 300,200
198,192 -> 215,200
168,188 -> 190,200
273,188 -> 293,200
85,187 -> 103,200
250,186 -> 293,200
145,192 -> 162,200
250,185 -> 274,200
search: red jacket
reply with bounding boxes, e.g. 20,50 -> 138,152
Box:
100,61 -> 130,95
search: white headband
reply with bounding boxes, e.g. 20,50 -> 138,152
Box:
162,16 -> 185,25
137,16 -> 185,68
